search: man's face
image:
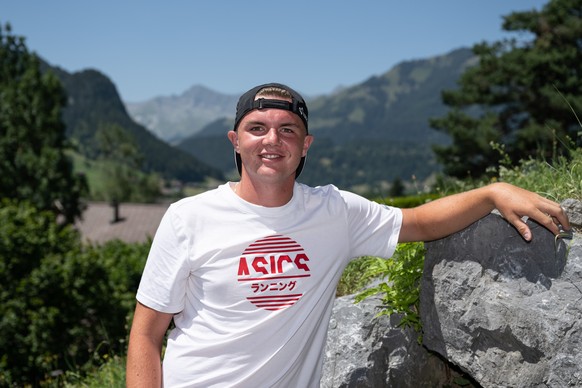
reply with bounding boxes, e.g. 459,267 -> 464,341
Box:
228,98 -> 313,184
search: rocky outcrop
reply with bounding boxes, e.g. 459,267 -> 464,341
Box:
321,294 -> 454,388
421,210 -> 581,387
323,200 -> 581,387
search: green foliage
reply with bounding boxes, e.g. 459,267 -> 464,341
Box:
69,151 -> 162,203
492,142 -> 582,202
0,23 -> 87,224
354,243 -> 426,336
0,199 -> 79,286
336,256 -> 381,297
374,193 -> 441,209
431,134 -> 582,203
93,124 -> 161,203
62,355 -> 126,388
431,0 -> 582,179
0,200 -> 150,386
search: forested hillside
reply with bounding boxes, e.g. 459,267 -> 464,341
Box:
44,64 -> 224,183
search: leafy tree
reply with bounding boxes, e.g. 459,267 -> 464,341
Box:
95,123 -> 161,208
431,0 -> 582,178
0,23 -> 87,224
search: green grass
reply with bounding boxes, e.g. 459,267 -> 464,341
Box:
67,151 -> 110,199
496,150 -> 582,202
61,355 -> 126,388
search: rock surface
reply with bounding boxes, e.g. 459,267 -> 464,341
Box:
321,294 -> 453,388
421,211 -> 582,387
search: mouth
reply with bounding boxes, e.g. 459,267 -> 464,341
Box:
260,153 -> 283,160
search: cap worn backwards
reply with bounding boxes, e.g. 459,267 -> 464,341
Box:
232,82 -> 309,178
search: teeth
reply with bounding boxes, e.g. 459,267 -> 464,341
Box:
262,154 -> 280,159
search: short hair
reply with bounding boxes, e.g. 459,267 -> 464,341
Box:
255,86 -> 293,100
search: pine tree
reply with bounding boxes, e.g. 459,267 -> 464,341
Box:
431,0 -> 582,178
0,23 -> 87,224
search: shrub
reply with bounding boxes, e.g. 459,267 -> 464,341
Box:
354,243 -> 426,336
0,199 -> 150,386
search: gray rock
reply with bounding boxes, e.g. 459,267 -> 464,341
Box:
562,198 -> 582,228
321,294 -> 452,388
421,211 -> 582,387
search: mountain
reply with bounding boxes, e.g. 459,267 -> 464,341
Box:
125,85 -> 239,144
178,117 -> 236,175
176,48 -> 476,191
44,63 -> 224,183
308,48 -> 476,144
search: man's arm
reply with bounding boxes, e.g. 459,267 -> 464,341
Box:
399,182 -> 570,243
126,302 -> 174,388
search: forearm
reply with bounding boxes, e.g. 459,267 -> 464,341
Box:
126,302 -> 173,388
126,334 -> 163,388
399,182 -> 569,242
400,184 -> 495,242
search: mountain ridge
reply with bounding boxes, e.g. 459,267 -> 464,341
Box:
42,62 -> 224,183
125,84 -> 239,144
126,47 -> 473,148
174,47 -> 475,190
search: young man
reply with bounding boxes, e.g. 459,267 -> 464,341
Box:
127,83 -> 570,387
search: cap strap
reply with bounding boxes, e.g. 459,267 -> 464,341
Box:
252,98 -> 308,131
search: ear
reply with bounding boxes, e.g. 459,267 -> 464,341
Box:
227,130 -> 239,152
302,134 -> 314,157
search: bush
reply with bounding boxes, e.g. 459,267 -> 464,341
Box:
0,200 -> 149,386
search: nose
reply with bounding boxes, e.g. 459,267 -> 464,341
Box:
264,128 -> 281,145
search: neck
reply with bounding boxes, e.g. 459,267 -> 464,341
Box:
233,178 -> 295,207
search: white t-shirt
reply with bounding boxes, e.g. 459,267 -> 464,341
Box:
137,182 -> 402,387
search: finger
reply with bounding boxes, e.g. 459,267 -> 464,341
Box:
540,199 -> 571,230
529,209 -> 562,236
505,214 -> 533,241
557,205 -> 571,231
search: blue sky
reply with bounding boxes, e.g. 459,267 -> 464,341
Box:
3,1 -> 547,102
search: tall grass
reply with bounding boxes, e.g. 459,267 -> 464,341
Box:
495,147 -> 582,202
60,355 -> 126,388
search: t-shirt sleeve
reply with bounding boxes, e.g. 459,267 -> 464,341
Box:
341,190 -> 403,259
136,204 -> 191,314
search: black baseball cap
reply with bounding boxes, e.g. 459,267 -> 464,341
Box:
232,82 -> 309,178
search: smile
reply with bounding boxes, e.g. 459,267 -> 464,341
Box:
261,154 -> 282,159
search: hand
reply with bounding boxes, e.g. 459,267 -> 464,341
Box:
490,183 -> 571,241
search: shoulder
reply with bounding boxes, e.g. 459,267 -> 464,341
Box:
295,182 -> 345,204
295,182 -> 344,198
295,182 -> 372,209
